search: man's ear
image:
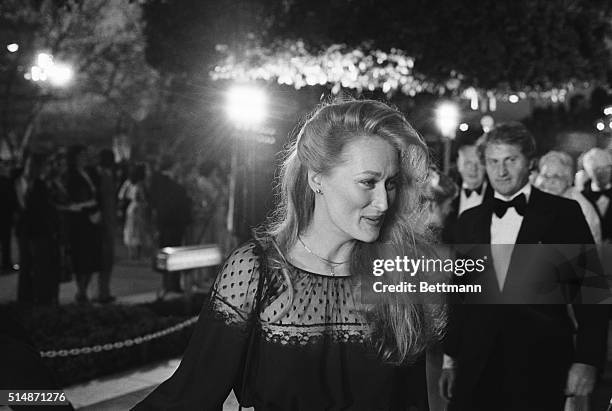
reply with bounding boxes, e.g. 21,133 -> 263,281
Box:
307,169 -> 323,194
528,157 -> 537,172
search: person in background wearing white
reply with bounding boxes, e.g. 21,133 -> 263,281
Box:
535,150 -> 602,245
581,148 -> 612,244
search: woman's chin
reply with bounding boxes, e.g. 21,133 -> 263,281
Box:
353,226 -> 382,243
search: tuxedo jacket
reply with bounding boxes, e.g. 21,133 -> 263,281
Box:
582,184 -> 612,242
444,187 -> 609,405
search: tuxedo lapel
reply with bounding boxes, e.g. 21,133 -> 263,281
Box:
503,188 -> 555,297
470,201 -> 493,243
457,203 -> 498,299
515,187 -> 555,244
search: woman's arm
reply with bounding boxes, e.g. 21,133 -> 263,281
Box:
132,241 -> 263,410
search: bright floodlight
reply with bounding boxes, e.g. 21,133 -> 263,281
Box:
435,102 -> 460,137
604,106 -> 612,116
48,63 -> 74,87
30,66 -> 44,82
459,123 -> 469,132
37,53 -> 53,69
225,85 -> 267,127
508,94 -> 519,103
7,43 -> 18,53
596,121 -> 605,131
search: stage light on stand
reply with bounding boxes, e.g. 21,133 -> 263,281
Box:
225,85 -> 268,128
435,101 -> 460,173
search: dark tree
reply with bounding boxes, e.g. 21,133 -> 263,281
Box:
268,0 -> 612,91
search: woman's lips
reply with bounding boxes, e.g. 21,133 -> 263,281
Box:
362,215 -> 384,226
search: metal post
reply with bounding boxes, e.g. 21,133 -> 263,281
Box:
227,141 -> 237,234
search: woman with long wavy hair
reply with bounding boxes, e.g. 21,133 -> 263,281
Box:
134,99 -> 445,410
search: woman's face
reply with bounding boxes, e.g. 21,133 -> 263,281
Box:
535,162 -> 570,196
315,136 -> 400,243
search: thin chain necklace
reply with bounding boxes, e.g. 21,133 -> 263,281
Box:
297,236 -> 349,276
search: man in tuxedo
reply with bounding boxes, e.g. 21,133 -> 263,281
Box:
439,122 -> 609,411
581,148 -> 612,243
442,133 -> 493,243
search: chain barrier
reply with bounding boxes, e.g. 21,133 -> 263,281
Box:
39,316 -> 199,358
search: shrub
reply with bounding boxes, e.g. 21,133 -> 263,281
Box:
2,293 -> 208,387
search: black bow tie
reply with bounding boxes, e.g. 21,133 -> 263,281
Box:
586,189 -> 610,202
464,185 -> 483,197
492,194 -> 527,218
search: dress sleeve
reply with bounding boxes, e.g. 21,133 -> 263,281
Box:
132,242 -> 262,410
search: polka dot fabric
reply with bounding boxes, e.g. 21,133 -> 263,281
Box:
210,242 -> 261,324
210,241 -> 369,345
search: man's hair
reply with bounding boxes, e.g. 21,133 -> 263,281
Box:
583,148 -> 612,170
477,121 -> 537,161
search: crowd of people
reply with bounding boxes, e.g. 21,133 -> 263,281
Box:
0,146 -> 230,305
133,99 -> 610,411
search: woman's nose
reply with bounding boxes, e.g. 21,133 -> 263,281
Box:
372,186 -> 389,212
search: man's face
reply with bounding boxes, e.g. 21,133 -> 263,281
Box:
484,143 -> 531,197
585,155 -> 612,188
457,145 -> 485,189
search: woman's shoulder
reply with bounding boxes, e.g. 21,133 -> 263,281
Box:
211,240 -> 267,322
216,241 -> 265,286
226,240 -> 260,261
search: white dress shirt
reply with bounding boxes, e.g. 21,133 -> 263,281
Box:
490,184 -> 531,291
590,181 -> 611,217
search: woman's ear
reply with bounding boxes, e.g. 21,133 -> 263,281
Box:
307,169 -> 323,194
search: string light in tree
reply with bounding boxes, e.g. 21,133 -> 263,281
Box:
211,40 -> 583,101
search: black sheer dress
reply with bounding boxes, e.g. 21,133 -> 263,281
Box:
133,241 -> 426,411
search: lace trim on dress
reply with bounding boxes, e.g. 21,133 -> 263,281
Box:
261,322 -> 368,345
208,241 -> 372,345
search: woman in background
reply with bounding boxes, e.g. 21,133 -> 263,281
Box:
123,163 -> 148,260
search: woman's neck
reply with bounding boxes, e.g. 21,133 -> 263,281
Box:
298,224 -> 354,263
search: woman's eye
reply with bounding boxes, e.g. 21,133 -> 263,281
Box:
360,180 -> 376,188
